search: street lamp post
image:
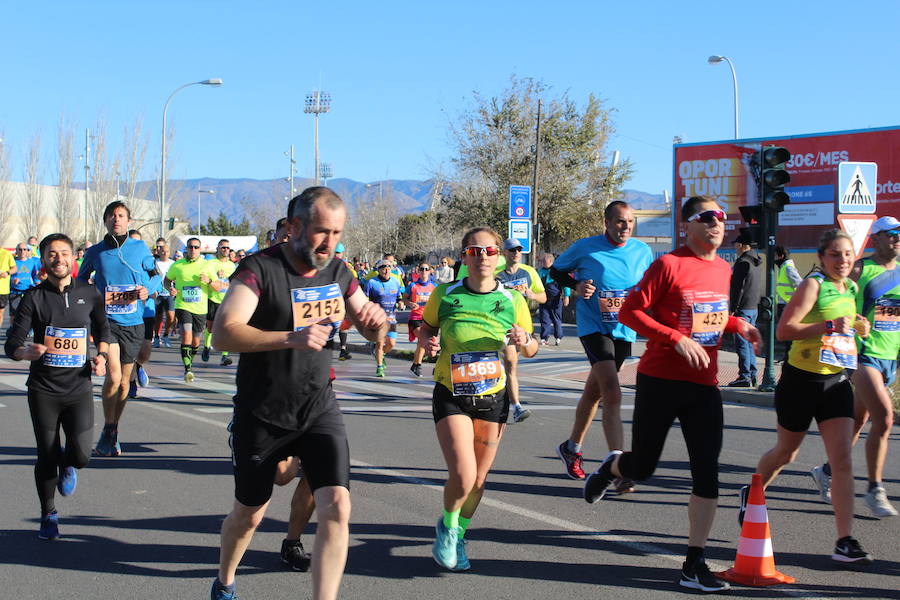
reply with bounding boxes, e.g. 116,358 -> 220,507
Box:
708,55 -> 739,139
160,78 -> 223,239
304,91 -> 331,185
365,182 -> 384,253
285,145 -> 297,199
197,189 -> 215,233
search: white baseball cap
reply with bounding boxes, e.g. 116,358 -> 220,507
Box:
870,216 -> 900,235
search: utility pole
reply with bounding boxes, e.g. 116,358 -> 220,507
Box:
83,128 -> 90,244
530,99 -> 542,266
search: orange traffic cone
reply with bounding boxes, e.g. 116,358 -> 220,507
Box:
717,473 -> 796,586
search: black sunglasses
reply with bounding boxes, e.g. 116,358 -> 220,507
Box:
187,245 -> 201,249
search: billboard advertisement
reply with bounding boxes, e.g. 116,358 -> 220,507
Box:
673,126 -> 900,249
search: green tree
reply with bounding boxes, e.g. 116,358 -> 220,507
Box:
444,76 -> 631,252
192,211 -> 252,236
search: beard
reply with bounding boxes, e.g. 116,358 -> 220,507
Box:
296,230 -> 334,271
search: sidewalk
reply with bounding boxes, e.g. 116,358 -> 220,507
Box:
343,314 -> 775,408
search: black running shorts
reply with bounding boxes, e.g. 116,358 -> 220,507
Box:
775,363 -> 854,432
579,332 -> 631,370
431,383 -> 510,424
108,321 -> 144,365
175,309 -> 206,333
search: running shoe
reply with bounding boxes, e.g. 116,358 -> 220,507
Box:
451,537 -> 470,571
864,486 -> 898,518
93,430 -> 114,457
737,484 -> 749,526
201,346 -> 211,362
57,465 -> 77,496
136,365 -> 149,387
128,380 -> 138,399
555,338 -> 561,346
163,336 -> 172,348
209,580 -> 239,600
810,464 -> 832,503
410,363 -> 422,377
280,538 -> 311,571
339,348 -> 352,361
832,536 -> 874,565
539,339 -> 548,346
38,511 -> 59,540
152,337 -> 161,349
613,477 -> 636,494
432,518 -> 459,570
679,559 -> 730,592
221,355 -> 233,367
184,370 -> 195,383
725,377 -> 752,387
375,365 -> 385,378
512,403 -> 531,423
584,450 -> 622,503
556,441 -> 586,480
110,430 -> 122,456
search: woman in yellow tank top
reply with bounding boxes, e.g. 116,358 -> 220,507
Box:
741,230 -> 875,565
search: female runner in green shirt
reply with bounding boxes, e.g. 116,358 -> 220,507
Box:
419,227 -> 538,571
745,229 -> 873,565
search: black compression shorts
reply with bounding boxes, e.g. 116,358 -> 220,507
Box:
175,309 -> 206,333
230,400 -> 350,507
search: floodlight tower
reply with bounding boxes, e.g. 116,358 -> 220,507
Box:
304,91 -> 332,185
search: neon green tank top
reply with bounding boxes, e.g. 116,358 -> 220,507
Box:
855,258 -> 900,359
788,273 -> 857,375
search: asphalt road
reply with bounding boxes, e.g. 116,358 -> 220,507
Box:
0,340 -> 897,599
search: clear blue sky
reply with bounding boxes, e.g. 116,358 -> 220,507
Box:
2,1 -> 898,196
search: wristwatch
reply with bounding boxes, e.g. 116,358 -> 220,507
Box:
824,320 -> 835,334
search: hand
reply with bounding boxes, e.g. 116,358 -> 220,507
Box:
673,336 -> 710,370
20,343 -> 47,361
853,314 -> 871,338
356,301 -> 387,331
507,324 -> 530,346
217,269 -> 226,278
738,322 -> 763,355
92,354 -> 107,376
286,322 -> 333,351
0,271 -> 8,278
563,297 -> 570,307
833,315 -> 855,335
417,329 -> 440,357
136,286 -> 149,301
199,273 -> 211,284
169,287 -> 177,296
575,279 -> 595,300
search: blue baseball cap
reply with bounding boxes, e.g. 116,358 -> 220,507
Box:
335,242 -> 345,253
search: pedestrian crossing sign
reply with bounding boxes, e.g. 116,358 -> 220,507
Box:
838,162 -> 877,214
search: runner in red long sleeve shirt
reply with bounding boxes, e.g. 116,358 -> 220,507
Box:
582,195 -> 761,594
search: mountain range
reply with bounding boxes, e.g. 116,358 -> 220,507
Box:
133,177 -> 667,224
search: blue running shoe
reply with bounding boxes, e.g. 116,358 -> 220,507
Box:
58,465 -> 77,496
93,431 -> 113,457
210,579 -> 239,600
152,337 -> 161,349
110,430 -> 122,456
136,365 -> 149,387
432,518 -> 458,569
38,511 -> 59,540
451,537 -> 470,571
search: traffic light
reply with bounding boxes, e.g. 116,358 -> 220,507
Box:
761,146 -> 791,212
738,205 -> 765,248
166,217 -> 175,230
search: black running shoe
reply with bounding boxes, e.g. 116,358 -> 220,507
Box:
832,536 -> 874,565
281,538 -> 311,571
738,484 -> 749,526
339,348 -> 351,361
584,450 -> 622,504
679,560 -> 730,592
410,363 -> 422,377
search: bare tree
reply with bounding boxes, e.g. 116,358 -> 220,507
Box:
55,118 -> 77,237
120,117 -> 148,201
21,133 -> 43,239
0,133 -> 14,243
84,120 -> 123,241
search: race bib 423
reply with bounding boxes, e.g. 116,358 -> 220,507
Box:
691,299 -> 728,347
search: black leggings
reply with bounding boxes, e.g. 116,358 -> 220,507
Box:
617,373 -> 723,499
27,389 -> 93,514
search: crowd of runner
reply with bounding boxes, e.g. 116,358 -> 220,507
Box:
0,188 -> 896,599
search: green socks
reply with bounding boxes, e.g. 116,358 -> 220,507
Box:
458,516 -> 471,536
181,345 -> 193,368
442,509 -> 460,530
204,331 -> 212,349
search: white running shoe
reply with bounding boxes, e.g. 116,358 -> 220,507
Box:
864,486 -> 898,518
810,465 -> 832,503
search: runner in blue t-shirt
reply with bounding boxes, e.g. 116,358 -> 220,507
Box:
550,201 -> 654,489
10,243 -> 42,317
77,201 -> 155,457
365,259 -> 405,377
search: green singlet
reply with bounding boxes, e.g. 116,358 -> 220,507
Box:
423,278 -> 533,396
788,272 -> 857,375
166,258 -> 213,314
207,258 -> 236,305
